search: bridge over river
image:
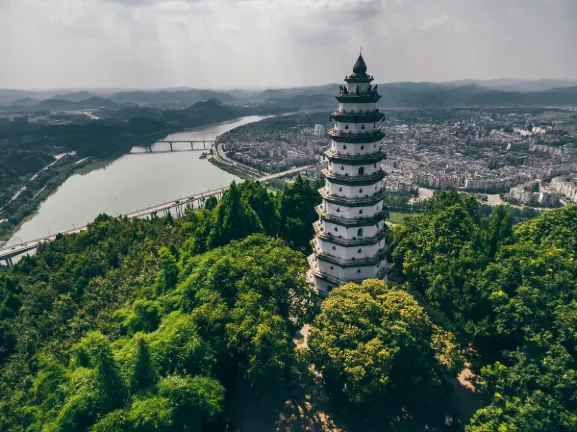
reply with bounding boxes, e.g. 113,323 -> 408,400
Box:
134,140 -> 216,153
0,165 -> 313,266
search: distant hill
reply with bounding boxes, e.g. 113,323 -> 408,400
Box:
252,82 -> 577,107
265,94 -> 336,109
10,97 -> 38,107
110,89 -> 237,106
49,91 -> 95,102
36,97 -> 119,110
444,79 -> 577,92
255,84 -> 340,101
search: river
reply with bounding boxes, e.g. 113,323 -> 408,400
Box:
5,115 -> 266,247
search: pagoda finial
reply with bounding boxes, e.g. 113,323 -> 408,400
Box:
352,52 -> 367,75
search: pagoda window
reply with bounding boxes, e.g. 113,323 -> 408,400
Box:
359,189 -> 363,193
341,166 -> 344,170
334,227 -> 338,232
336,208 -> 340,212
328,285 -> 333,291
374,163 -> 377,168
359,209 -> 363,214
345,125 -> 349,130
358,167 -> 365,175
361,145 -> 364,150
357,228 -> 364,237
357,269 -> 361,274
343,145 -> 347,149
358,248 -> 362,253
332,246 -> 336,251
361,124 -> 365,130
339,187 -> 342,192
374,144 -> 376,148
330,266 -> 334,270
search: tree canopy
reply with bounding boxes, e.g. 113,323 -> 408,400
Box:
309,279 -> 462,407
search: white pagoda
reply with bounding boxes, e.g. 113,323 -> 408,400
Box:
308,53 -> 388,297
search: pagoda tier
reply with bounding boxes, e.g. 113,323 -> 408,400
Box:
308,52 -> 389,297
331,109 -> 384,123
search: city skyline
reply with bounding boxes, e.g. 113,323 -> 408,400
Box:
1,0 -> 577,89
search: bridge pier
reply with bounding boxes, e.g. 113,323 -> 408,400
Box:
203,142 -> 206,149
170,142 -> 173,151
2,257 -> 13,268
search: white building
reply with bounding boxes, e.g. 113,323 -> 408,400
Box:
307,54 -> 388,297
313,124 -> 326,138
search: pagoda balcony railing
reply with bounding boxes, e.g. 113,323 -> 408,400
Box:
331,110 -> 385,123
315,205 -> 386,226
327,130 -> 386,144
309,265 -> 388,289
331,109 -> 384,117
314,221 -> 389,246
335,93 -> 382,103
324,150 -> 386,165
312,247 -> 387,267
322,168 -> 386,184
320,188 -> 386,205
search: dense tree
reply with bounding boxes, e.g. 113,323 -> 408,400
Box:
0,198 -> 314,431
391,195 -> 577,430
309,279 -> 462,406
181,234 -> 314,383
277,175 -> 321,252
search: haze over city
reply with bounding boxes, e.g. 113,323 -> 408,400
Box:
1,0 -> 577,89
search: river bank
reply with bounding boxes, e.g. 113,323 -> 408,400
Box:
3,116 -> 267,248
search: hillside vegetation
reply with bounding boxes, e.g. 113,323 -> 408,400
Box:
0,183 -> 575,431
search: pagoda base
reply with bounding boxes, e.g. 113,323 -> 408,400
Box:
307,254 -> 387,297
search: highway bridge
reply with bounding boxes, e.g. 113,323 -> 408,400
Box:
134,140 -> 216,153
0,165 -> 314,266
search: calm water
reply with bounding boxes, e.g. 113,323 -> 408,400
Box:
6,116 -> 266,247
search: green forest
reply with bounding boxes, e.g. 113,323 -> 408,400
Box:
0,179 -> 575,431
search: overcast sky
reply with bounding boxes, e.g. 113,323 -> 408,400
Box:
1,0 -> 576,89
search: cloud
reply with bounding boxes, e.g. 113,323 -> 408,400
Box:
0,0 -> 576,88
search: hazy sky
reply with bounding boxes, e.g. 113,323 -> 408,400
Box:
1,0 -> 576,89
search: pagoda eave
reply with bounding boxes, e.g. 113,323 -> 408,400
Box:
336,94 -> 382,103
314,222 -> 389,247
315,206 -> 386,227
324,150 -> 386,165
314,250 -> 387,268
308,265 -> 388,290
328,130 -> 385,143
322,169 -> 386,186
331,110 -> 385,123
320,189 -> 386,207
344,76 -> 374,83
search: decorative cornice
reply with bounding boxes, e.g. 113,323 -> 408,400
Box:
325,149 -> 386,165
314,221 -> 388,247
315,205 -> 386,227
320,188 -> 386,207
328,130 -> 386,144
331,110 -> 385,123
336,93 -> 382,103
322,168 -> 386,186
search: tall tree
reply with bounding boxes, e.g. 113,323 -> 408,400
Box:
207,182 -> 263,250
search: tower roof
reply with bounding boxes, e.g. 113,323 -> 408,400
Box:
352,54 -> 367,75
